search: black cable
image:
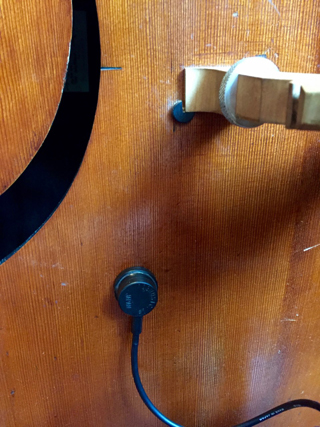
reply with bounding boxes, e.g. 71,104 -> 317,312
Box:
131,317 -> 320,427
233,399 -> 320,426
131,317 -> 183,427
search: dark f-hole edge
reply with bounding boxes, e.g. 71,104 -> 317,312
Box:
0,0 -> 101,265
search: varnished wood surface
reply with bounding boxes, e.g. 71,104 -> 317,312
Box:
0,0 -> 72,194
1,0 -> 320,426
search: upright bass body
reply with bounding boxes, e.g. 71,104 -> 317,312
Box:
0,0 -> 320,426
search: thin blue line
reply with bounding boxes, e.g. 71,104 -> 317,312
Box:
101,67 -> 122,70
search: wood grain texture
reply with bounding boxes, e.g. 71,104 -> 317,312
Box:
1,0 -> 320,426
0,0 -> 72,194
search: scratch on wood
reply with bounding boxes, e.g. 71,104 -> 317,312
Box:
267,0 -> 280,16
303,243 -> 320,252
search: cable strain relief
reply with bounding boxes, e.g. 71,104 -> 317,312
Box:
132,316 -> 143,337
